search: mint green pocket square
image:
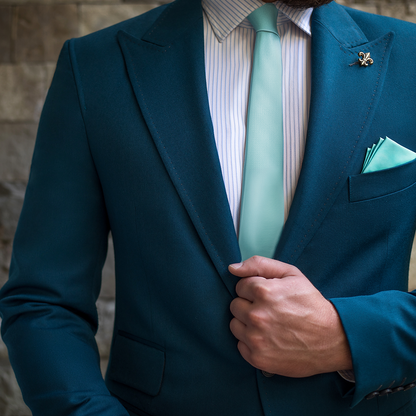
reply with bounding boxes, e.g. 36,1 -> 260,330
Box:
361,137 -> 416,174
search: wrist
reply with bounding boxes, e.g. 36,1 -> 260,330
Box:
318,301 -> 353,373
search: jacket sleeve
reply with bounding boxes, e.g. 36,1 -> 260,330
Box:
0,40 -> 129,416
331,290 -> 416,407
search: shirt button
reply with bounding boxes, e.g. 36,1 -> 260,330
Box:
262,371 -> 274,377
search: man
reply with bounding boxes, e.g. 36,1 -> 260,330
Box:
1,0 -> 416,414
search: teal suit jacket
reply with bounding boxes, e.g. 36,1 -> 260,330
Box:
1,1 -> 416,415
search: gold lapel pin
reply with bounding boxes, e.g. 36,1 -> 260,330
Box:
349,52 -> 374,67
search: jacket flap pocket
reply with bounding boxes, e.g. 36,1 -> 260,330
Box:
349,158 -> 416,203
107,331 -> 165,396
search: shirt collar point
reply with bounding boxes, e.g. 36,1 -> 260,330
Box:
203,0 -> 312,40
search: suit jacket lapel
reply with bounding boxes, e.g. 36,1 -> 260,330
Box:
276,2 -> 395,264
118,0 -> 395,284
117,0 -> 240,296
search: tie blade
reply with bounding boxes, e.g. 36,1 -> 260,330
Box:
239,5 -> 284,260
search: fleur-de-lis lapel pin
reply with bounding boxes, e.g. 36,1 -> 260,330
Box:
350,52 -> 374,67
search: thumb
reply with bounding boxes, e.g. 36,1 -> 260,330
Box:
228,256 -> 294,279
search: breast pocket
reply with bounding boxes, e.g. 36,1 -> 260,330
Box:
348,158 -> 416,203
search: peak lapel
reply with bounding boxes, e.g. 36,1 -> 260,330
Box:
276,2 -> 395,264
117,0 -> 240,296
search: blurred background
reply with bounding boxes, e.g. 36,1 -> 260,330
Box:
1,0 -> 416,414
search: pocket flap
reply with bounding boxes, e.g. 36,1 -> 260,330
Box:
107,332 -> 165,396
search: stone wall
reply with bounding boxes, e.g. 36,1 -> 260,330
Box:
0,0 -> 416,414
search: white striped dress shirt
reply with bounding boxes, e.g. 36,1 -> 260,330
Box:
202,0 -> 312,233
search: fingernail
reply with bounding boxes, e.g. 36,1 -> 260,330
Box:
229,262 -> 243,269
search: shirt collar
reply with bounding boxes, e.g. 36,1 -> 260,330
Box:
201,0 -> 313,42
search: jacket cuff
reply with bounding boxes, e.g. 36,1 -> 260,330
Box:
330,291 -> 416,407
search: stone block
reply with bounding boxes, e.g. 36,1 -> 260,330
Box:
123,0 -> 170,2
45,62 -> 57,86
0,182 -> 25,242
336,0 -> 379,14
0,0 -> 117,4
378,3 -> 408,20
0,241 -> 12,289
95,298 -> 115,358
0,64 -> 50,122
14,4 -> 78,63
0,359 -> 31,416
101,235 -> 116,299
0,320 -> 8,360
100,358 -> 109,377
80,4 -> 158,36
406,4 -> 416,23
0,6 -> 12,64
0,123 -> 37,182
349,4 -> 379,14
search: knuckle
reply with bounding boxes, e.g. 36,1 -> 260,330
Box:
252,283 -> 270,300
251,255 -> 263,264
251,254 -> 261,263
249,333 -> 265,350
247,309 -> 265,327
287,264 -> 301,276
251,255 -> 264,273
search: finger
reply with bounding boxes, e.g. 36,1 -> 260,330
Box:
229,256 -> 295,279
229,317 -> 247,343
235,276 -> 266,302
230,296 -> 252,322
237,341 -> 253,365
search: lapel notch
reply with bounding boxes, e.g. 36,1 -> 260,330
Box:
141,0 -> 201,47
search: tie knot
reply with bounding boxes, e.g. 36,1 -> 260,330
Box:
247,4 -> 279,34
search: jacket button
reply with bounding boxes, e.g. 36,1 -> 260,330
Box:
262,371 -> 274,377
366,391 -> 380,400
404,383 -> 416,391
379,389 -> 392,396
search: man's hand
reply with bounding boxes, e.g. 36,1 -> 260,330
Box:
228,256 -> 352,378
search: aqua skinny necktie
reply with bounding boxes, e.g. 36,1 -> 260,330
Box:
239,4 -> 284,261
